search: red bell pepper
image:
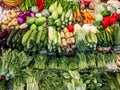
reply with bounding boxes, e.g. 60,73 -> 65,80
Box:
103,16 -> 110,21
36,0 -> 44,11
102,19 -> 109,28
111,12 -> 119,21
109,17 -> 117,25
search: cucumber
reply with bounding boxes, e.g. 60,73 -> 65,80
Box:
29,30 -> 38,42
14,29 -> 23,42
22,29 -> 33,46
36,26 -> 44,44
7,29 -> 18,45
38,41 -> 44,50
27,39 -> 32,49
26,30 -> 37,49
17,30 -> 26,43
40,29 -> 48,42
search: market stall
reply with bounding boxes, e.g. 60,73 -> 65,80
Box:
0,0 -> 120,89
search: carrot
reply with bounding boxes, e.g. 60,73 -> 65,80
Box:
90,20 -> 94,23
80,10 -> 84,14
83,20 -> 87,24
74,11 -> 77,19
88,12 -> 94,19
76,8 -> 80,17
86,13 -> 92,19
84,13 -> 88,20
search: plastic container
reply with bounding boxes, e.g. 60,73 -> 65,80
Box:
3,0 -> 24,6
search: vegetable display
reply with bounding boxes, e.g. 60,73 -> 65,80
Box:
0,0 -> 120,90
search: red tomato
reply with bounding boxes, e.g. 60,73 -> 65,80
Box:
67,25 -> 74,32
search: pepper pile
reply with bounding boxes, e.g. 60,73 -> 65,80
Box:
102,12 -> 119,28
36,0 -> 44,11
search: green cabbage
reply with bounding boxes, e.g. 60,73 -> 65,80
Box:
95,4 -> 107,14
95,14 -> 103,21
107,6 -> 116,13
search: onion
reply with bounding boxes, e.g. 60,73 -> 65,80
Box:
18,12 -> 25,17
18,17 -> 25,24
25,27 -> 30,31
30,12 -> 35,17
25,10 -> 31,16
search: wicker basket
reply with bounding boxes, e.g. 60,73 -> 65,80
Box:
3,0 -> 24,6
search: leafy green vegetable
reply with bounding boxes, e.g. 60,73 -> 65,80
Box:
0,49 -> 32,80
94,14 -> 103,21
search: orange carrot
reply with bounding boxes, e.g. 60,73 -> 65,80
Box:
76,8 -> 80,17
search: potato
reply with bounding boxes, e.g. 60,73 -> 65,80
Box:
71,44 -> 76,49
10,26 -> 14,30
62,38 -> 66,42
12,20 -> 18,26
66,38 -> 72,44
19,23 -> 28,29
7,14 -> 12,20
80,3 -> 85,10
3,20 -> 9,25
15,25 -> 20,29
8,22 -> 12,27
1,24 -> 7,29
9,10 -> 17,18
62,41 -> 67,46
89,2 -> 96,10
63,28 -> 68,33
71,37 -> 75,43
13,18 -> 17,21
61,32 -> 65,38
17,12 -> 20,15
10,10 -> 16,14
65,32 -> 70,38
69,32 -> 74,37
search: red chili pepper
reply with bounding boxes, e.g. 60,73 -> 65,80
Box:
103,16 -> 110,21
109,17 -> 117,25
67,25 -> 74,32
36,0 -> 44,11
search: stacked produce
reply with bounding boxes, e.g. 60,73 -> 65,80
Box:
1,10 -> 19,30
61,27 -> 76,55
0,49 -> 118,90
0,49 -> 32,80
7,29 -> 26,50
18,10 -> 34,28
0,0 -> 120,90
0,30 -> 11,53
0,2 -> 20,24
73,9 -> 94,24
44,0 -> 79,12
21,0 -> 37,12
111,24 -> 120,53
